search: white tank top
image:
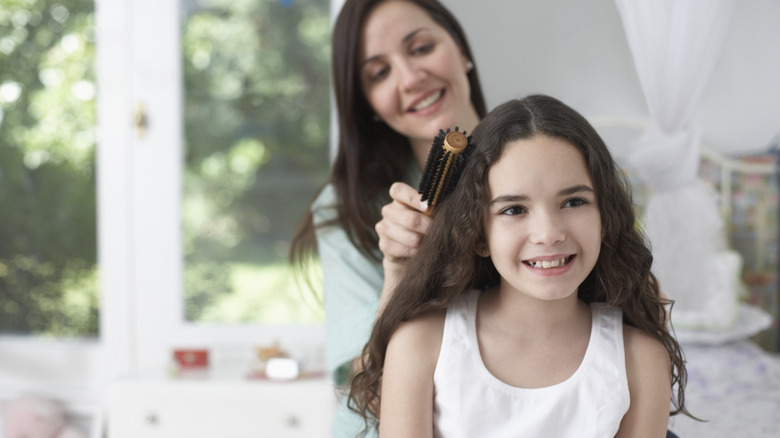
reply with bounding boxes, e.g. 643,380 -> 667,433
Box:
433,290 -> 630,438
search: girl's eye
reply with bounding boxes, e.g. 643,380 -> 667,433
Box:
563,197 -> 589,208
500,205 -> 527,216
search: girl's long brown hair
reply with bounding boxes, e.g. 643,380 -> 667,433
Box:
348,95 -> 691,430
289,0 -> 487,271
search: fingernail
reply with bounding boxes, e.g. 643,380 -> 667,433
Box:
420,200 -> 429,211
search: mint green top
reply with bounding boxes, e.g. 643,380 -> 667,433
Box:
312,164 -> 420,437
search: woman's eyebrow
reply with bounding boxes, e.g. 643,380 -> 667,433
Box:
360,28 -> 430,68
402,27 -> 428,43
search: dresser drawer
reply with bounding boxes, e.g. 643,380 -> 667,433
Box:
107,380 -> 335,438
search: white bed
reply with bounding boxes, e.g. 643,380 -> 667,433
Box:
669,296 -> 779,438
668,336 -> 780,437
592,119 -> 780,437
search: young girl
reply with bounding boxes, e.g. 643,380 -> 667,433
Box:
348,95 -> 689,437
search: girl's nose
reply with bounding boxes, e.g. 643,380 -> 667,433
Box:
529,210 -> 566,245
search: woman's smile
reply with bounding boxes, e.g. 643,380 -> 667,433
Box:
408,89 -> 445,113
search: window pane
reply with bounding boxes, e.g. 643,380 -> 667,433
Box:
0,0 -> 98,337
181,0 -> 329,324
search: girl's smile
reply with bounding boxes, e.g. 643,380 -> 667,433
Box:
523,254 -> 576,275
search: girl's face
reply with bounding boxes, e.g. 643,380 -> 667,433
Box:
359,0 -> 479,154
483,135 -> 602,303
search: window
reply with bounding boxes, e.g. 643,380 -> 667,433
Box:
0,0 -> 335,392
180,0 -> 329,325
0,0 -> 97,339
128,0 -> 332,373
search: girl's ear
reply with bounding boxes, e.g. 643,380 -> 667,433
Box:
475,243 -> 489,258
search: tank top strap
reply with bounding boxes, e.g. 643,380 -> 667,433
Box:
589,302 -> 627,382
435,289 -> 479,377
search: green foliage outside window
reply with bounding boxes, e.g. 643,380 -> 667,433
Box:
0,0 -> 98,337
0,0 -> 330,337
181,0 -> 329,323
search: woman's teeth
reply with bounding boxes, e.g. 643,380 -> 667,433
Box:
527,257 -> 568,269
412,90 -> 443,111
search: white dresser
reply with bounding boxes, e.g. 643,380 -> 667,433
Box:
106,379 -> 336,438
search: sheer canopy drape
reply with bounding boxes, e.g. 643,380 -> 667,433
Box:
614,0 -> 740,328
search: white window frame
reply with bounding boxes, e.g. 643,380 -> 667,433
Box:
0,0 -> 341,405
0,0 -> 131,423
127,0 -> 328,376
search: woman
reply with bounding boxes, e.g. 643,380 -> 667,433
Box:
290,0 -> 487,435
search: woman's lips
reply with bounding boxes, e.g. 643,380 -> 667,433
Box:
408,89 -> 444,112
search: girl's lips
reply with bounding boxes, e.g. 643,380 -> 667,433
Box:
524,255 -> 573,269
523,255 -> 576,275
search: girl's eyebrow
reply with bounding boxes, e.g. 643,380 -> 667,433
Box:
360,28 -> 429,68
559,184 -> 595,196
489,185 -> 595,205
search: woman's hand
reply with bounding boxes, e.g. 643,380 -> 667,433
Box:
376,182 -> 432,260
375,182 -> 432,307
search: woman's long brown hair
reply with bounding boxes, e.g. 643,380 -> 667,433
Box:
348,95 -> 691,431
289,0 -> 487,274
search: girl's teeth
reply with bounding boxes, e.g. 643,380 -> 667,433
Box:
531,257 -> 567,269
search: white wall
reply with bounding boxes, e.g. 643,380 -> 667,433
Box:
445,0 -> 780,154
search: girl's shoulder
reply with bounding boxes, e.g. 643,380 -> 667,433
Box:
617,326 -> 673,436
386,310 -> 446,368
622,325 -> 667,360
622,324 -> 670,383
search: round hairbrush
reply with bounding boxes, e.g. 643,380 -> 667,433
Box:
418,127 -> 474,214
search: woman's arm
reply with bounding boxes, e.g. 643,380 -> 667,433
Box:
375,182 -> 432,312
314,182 -> 430,383
313,185 -> 386,385
378,311 -> 445,438
616,326 -> 672,438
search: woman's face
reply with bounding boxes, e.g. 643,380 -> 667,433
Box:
483,135 -> 603,303
359,0 -> 479,153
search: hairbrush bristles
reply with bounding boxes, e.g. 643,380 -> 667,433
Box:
418,127 -> 474,213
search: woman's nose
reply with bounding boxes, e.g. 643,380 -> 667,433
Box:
529,210 -> 566,245
397,59 -> 426,91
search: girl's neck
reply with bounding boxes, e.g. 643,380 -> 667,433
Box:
479,286 -> 590,340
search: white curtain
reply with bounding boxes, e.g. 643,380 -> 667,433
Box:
614,0 -> 740,329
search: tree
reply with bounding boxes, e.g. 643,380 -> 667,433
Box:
180,0 -> 329,322
0,0 -> 98,337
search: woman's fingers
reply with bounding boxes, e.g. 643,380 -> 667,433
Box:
376,183 -> 432,259
389,182 -> 430,214
376,203 -> 425,258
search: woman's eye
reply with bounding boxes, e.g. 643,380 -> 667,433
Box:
500,205 -> 527,216
411,43 -> 434,55
369,67 -> 389,83
563,197 -> 589,208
